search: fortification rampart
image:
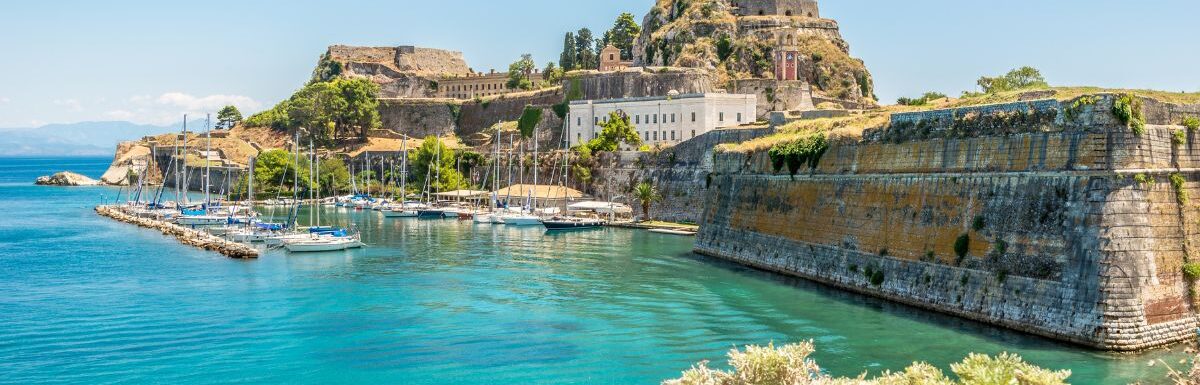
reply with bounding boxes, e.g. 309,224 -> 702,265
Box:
696,96 -> 1200,350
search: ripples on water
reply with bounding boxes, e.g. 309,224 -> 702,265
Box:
0,157 -> 1184,384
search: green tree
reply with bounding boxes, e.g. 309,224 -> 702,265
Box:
254,149 -> 311,194
543,62 -> 564,85
976,66 -> 1048,94
506,53 -> 536,90
575,28 -> 597,70
318,157 -> 350,195
560,32 -> 578,70
633,181 -> 662,221
411,136 -> 467,193
248,77 -> 381,146
216,105 -> 243,129
585,111 -> 642,152
607,12 -> 642,60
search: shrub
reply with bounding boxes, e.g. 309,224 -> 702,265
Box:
663,342 -> 1069,385
993,239 -> 1007,256
1133,173 -> 1153,186
869,269 -> 885,286
1112,94 -> 1145,135
1183,263 -> 1200,281
1184,116 -> 1200,131
954,233 -> 970,259
971,215 -> 985,231
1171,173 -> 1189,204
1174,129 -> 1187,145
767,133 -> 829,177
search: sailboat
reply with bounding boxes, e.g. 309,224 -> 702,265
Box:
384,138 -> 419,218
543,112 -> 604,231
498,122 -> 542,226
283,138 -> 364,252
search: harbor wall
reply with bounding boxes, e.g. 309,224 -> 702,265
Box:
695,96 -> 1200,350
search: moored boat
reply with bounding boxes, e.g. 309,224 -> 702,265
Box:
542,217 -> 604,231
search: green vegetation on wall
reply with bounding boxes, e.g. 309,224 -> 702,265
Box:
1112,94 -> 1146,135
767,133 -> 829,176
516,106 -> 543,138
1171,173 -> 1188,204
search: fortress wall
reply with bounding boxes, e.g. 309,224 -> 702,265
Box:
564,69 -> 716,101
696,100 -> 1200,350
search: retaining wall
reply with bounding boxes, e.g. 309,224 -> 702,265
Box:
696,96 -> 1200,350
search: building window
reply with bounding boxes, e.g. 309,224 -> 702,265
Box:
594,133 -> 598,139
653,115 -> 657,124
577,117 -> 581,126
691,130 -> 696,138
635,115 -> 640,124
671,113 -> 675,123
671,131 -> 675,140
691,112 -> 696,122
737,113 -> 742,122
662,114 -> 666,123
594,117 -> 599,126
719,112 -> 725,122
643,132 -> 647,140
577,133 -> 581,142
653,131 -> 657,140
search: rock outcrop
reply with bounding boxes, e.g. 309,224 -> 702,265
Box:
35,171 -> 100,186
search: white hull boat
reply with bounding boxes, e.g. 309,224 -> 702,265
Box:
500,213 -> 542,226
283,236 -> 364,252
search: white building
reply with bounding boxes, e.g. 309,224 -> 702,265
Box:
568,93 -> 757,149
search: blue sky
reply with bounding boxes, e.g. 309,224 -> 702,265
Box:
0,0 -> 1197,128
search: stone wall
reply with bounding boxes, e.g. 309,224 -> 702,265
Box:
565,68 -> 716,101
733,79 -> 813,119
696,98 -> 1200,350
376,88 -> 564,147
378,99 -> 459,139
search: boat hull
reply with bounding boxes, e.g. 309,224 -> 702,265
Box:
543,220 -> 604,231
502,216 -> 542,226
283,238 -> 364,252
382,210 -> 418,218
417,210 -> 445,218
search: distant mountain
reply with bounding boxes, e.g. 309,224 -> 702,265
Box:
0,120 -> 206,157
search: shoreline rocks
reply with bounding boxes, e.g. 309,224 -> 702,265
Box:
94,205 -> 259,259
35,171 -> 100,186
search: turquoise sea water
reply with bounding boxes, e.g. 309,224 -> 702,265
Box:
0,157 -> 1187,384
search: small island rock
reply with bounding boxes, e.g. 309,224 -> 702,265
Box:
35,171 -> 100,186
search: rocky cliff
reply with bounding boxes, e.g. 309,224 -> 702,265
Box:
632,0 -> 875,108
695,94 -> 1200,350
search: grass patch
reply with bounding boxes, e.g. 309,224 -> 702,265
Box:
1184,263 -> 1200,281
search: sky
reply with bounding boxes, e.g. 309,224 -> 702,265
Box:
0,0 -> 1197,128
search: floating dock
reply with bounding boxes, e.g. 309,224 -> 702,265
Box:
95,205 -> 259,259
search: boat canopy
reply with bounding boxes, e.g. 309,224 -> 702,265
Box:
433,190 -> 489,198
567,201 -> 633,214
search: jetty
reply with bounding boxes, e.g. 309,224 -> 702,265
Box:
95,205 -> 259,259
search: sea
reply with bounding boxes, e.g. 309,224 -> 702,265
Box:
0,157 -> 1185,384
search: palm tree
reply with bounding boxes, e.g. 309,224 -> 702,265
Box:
633,181 -> 662,221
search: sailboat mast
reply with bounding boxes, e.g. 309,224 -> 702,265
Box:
532,121 -> 538,212
204,114 -> 211,207
179,115 -> 187,204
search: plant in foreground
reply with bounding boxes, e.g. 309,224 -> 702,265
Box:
663,341 -> 1071,385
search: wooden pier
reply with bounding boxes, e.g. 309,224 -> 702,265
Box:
95,205 -> 259,259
